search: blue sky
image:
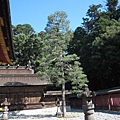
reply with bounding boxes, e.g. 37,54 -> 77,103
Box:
10,0 -> 106,33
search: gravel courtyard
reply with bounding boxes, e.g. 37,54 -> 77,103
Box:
0,107 -> 120,120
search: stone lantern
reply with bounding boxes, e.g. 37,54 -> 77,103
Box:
1,98 -> 10,120
23,97 -> 28,109
77,84 -> 96,120
55,98 -> 62,117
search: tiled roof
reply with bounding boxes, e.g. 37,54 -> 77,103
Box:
0,66 -> 52,86
96,86 -> 120,95
0,74 -> 52,86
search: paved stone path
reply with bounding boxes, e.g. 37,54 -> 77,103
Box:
0,107 -> 120,120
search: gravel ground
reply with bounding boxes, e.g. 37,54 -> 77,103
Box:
0,107 -> 120,120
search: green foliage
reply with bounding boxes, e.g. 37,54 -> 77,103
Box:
82,4 -> 102,33
37,11 -> 88,117
68,0 -> 120,90
68,27 -> 87,56
12,1 -> 120,91
12,24 -> 45,72
45,11 -> 70,34
106,0 -> 119,19
68,61 -> 88,93
35,11 -> 88,96
12,24 -> 35,35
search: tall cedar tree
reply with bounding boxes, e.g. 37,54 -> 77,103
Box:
68,0 -> 120,90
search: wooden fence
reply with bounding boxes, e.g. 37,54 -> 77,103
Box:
69,87 -> 120,111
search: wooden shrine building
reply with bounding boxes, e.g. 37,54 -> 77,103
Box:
0,65 -> 52,110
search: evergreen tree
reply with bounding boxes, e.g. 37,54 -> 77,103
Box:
12,24 -> 35,35
37,11 -> 88,117
68,0 -> 120,90
12,24 -> 44,72
68,61 -> 88,94
106,0 -> 119,19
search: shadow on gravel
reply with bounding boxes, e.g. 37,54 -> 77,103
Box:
8,111 -> 55,119
9,114 -> 54,119
7,108 -> 83,119
95,110 -> 120,115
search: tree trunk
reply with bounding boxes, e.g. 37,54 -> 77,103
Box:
62,81 -> 66,117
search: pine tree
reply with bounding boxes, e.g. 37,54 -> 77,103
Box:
37,11 -> 88,117
69,61 -> 88,94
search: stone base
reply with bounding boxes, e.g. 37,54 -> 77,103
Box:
56,106 -> 62,117
2,113 -> 8,120
56,112 -> 62,117
85,114 -> 95,120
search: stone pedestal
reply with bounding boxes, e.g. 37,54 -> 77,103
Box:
2,111 -> 8,120
83,104 -> 95,120
56,106 -> 62,117
85,114 -> 95,120
23,97 -> 28,109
